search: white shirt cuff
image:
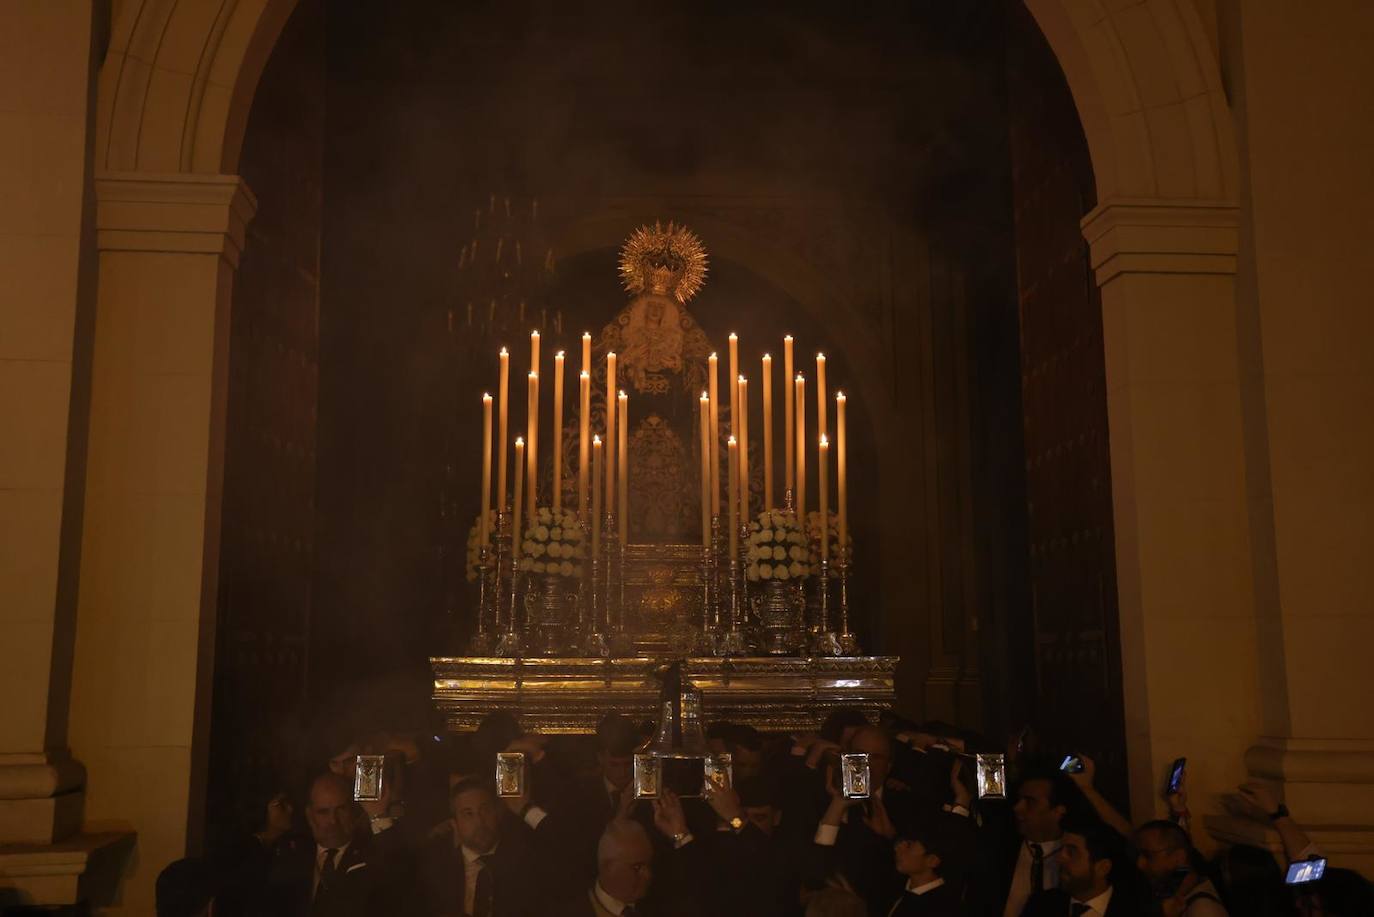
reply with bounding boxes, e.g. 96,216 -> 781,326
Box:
944,804 -> 970,817
368,816 -> 394,834
523,805 -> 549,829
673,832 -> 694,849
814,823 -> 839,846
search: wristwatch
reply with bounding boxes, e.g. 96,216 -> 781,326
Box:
728,816 -> 744,832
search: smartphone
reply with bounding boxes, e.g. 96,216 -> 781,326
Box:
353,754 -> 385,802
1059,754 -> 1085,774
633,753 -> 660,799
495,752 -> 526,798
841,753 -> 871,799
1285,858 -> 1326,885
1166,757 -> 1187,795
704,753 -> 733,794
976,753 -> 1007,799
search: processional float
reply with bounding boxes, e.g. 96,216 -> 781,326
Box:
432,220 -> 895,732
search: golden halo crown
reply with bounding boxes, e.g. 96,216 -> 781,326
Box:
619,220 -> 708,304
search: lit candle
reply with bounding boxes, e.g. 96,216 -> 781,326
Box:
819,434 -> 830,561
795,373 -> 806,532
618,390 -> 629,544
498,348 -> 510,511
699,392 -> 711,548
512,437 -> 526,558
728,332 -> 739,438
784,335 -> 795,496
605,352 -> 617,515
480,393 -> 493,547
591,435 -> 602,555
738,375 -> 750,526
578,371 -> 590,519
581,331 -> 592,376
708,352 -> 720,517
837,392 -> 848,555
816,352 -> 828,444
530,329 -> 540,374
527,371 -> 539,512
727,436 -> 739,556
761,354 -> 773,510
553,352 -> 565,513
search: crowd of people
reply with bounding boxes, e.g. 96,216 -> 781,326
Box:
156,709 -> 1373,916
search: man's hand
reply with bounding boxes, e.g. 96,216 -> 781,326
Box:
950,759 -> 972,809
862,794 -> 897,840
1236,781 -> 1282,819
1067,753 -> 1097,792
806,739 -> 842,770
821,764 -> 859,826
652,790 -> 688,840
358,779 -> 392,820
257,793 -> 293,846
704,784 -> 743,825
1166,768 -> 1189,816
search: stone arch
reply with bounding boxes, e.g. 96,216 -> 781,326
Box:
1023,0 -> 1238,202
97,0 -> 298,173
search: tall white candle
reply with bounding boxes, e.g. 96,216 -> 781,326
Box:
738,375 -> 750,526
816,352 -> 828,445
761,354 -> 773,510
605,351 -> 617,516
512,437 -> 526,558
578,371 -> 590,518
553,351 -> 565,513
819,434 -> 830,561
728,333 -> 739,439
795,373 -> 806,532
497,348 -> 510,511
618,390 -> 629,544
837,392 -> 848,555
699,392 -> 711,548
727,436 -> 739,556
708,352 -> 720,517
591,435 -> 602,555
480,393 -> 492,547
784,336 -> 795,496
527,371 -> 539,512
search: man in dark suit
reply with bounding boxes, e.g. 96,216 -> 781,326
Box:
264,772 -> 414,917
1021,816 -> 1142,917
540,715 -> 642,881
559,818 -> 657,917
811,726 -> 921,915
418,776 -> 556,916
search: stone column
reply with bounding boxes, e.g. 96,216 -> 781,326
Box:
63,173 -> 255,914
1081,199 -> 1261,827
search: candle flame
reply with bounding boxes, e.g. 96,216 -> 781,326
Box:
729,332 -> 738,340
618,390 -> 627,399
593,434 -> 601,444
500,347 -> 508,356
820,434 -> 829,446
581,370 -> 590,378
796,373 -> 805,382
583,331 -> 591,339
529,371 -> 537,378
608,350 -> 616,358
763,353 -> 771,360
701,391 -> 709,400
531,330 -> 539,338
738,374 -> 746,383
709,352 -> 717,360
516,436 -> 525,445
483,392 -> 492,400
784,334 -> 793,342
556,350 -> 565,358
728,435 -> 737,445
817,352 -> 826,361
836,391 -> 845,400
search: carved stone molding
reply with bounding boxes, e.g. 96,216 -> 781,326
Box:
1080,197 -> 1240,286
95,172 -> 258,267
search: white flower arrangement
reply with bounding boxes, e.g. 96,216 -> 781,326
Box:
805,510 -> 853,566
465,509 -> 498,582
519,506 -> 586,577
746,509 -> 810,582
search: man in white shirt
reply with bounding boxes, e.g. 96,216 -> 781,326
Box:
1002,772 -> 1073,917
1134,821 -> 1228,916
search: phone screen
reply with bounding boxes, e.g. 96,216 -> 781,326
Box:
1167,757 -> 1187,794
1285,858 -> 1326,885
1059,754 -> 1084,774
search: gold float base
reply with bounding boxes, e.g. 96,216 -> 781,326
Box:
430,655 -> 899,733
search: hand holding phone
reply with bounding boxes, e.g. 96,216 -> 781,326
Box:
1059,754 -> 1085,774
1285,858 -> 1326,885
1166,757 -> 1187,796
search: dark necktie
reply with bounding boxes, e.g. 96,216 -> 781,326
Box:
319,848 -> 340,891
472,853 -> 495,917
1071,903 -> 1092,917
1029,842 -> 1045,893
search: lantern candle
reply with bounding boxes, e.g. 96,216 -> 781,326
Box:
553,351 -> 565,513
618,390 -> 629,544
578,371 -> 590,518
497,348 -> 510,511
480,394 -> 493,547
761,354 -> 773,510
819,434 -> 830,561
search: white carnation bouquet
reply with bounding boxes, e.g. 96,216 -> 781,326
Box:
465,509 -> 498,582
746,509 -> 811,582
805,510 -> 852,566
518,506 -> 586,577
